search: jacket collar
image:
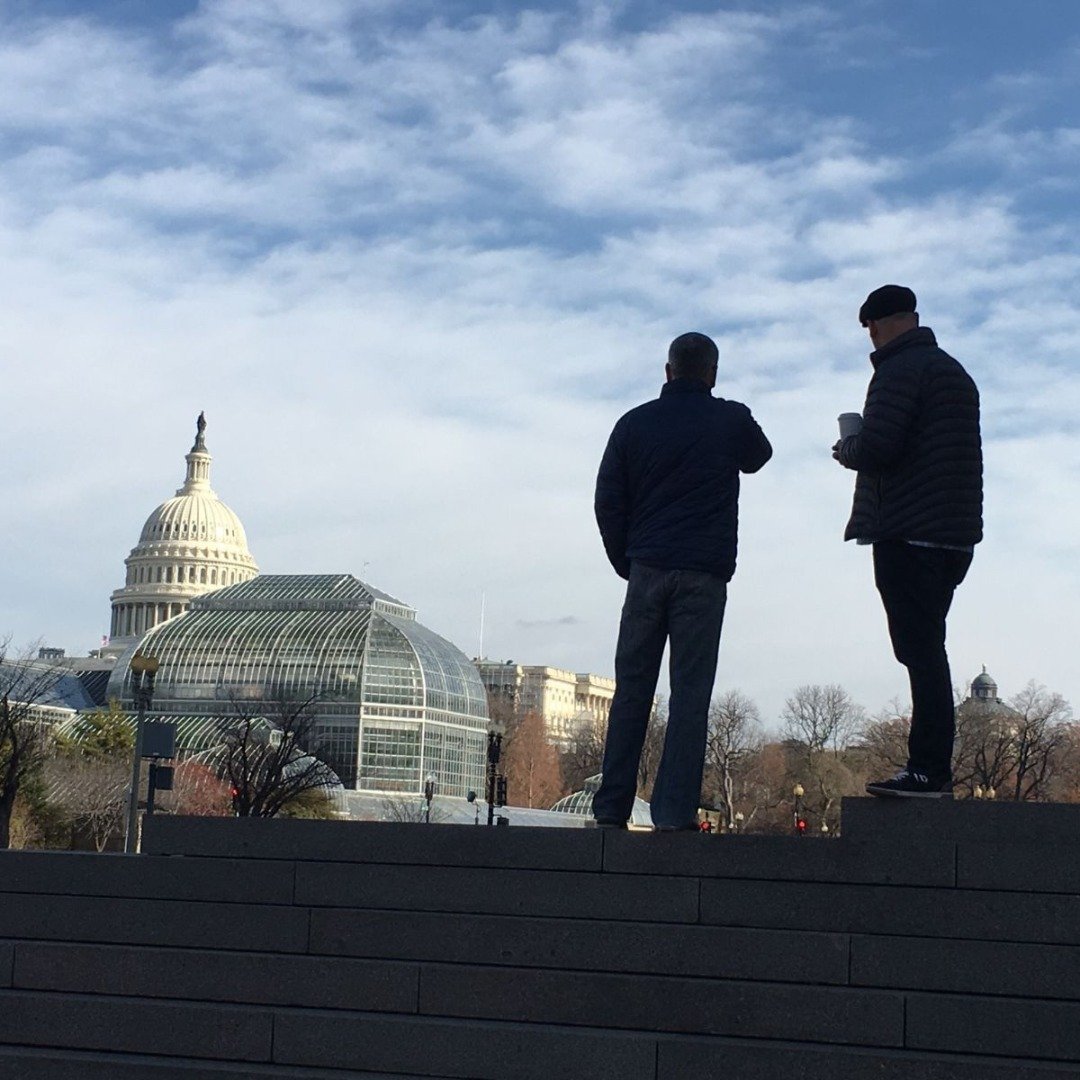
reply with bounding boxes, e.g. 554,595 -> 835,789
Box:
661,377 -> 713,397
870,326 -> 937,368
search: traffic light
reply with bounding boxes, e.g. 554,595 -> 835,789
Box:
796,817 -> 807,835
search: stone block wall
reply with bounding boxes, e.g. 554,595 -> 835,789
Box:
1,799 -> 1079,1078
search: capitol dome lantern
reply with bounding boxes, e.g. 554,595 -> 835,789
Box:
106,413 -> 258,652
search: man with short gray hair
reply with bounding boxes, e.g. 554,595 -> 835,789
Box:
593,332 -> 771,830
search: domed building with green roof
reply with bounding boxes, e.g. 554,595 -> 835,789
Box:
105,573 -> 489,796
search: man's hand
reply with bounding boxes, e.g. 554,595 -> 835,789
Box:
833,435 -> 857,468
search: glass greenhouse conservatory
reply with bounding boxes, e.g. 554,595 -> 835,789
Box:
105,575 -> 489,796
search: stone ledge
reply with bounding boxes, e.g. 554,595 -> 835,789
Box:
143,816 -> 602,872
0,849 -> 294,905
698,878 -> 1080,945
272,1009 -> 656,1080
603,830 -> 956,886
851,934 -> 1080,999
417,964 -> 904,1046
13,942 -> 420,1013
0,893 -> 309,953
0,1046 -> 446,1080
842,796 -> 1080,845
308,908 -> 851,983
0,989 -> 273,1063
659,1035 -> 1080,1079
294,862 -> 699,922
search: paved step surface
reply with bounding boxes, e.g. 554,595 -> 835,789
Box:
0,800 -> 1078,1078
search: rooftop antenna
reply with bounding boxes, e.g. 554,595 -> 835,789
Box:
478,591 -> 486,661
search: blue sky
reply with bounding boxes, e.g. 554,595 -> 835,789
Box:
2,0 -> 1078,726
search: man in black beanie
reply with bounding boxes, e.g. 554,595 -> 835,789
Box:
834,286 -> 982,797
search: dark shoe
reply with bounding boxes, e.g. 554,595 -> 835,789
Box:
866,770 -> 953,799
594,819 -> 627,829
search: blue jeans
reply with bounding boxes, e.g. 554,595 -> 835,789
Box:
593,562 -> 727,828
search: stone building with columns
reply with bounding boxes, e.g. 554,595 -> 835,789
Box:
105,414 -> 259,653
474,661 -> 616,747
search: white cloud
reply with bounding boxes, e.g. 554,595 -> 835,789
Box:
1,1 -> 1079,725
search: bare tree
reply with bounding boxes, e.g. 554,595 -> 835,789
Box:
502,709 -> 563,809
205,693 -> 339,818
734,741 -> 799,833
559,716 -> 607,795
1,642 -> 66,849
781,684 -> 863,755
379,794 -> 449,823
44,755 -> 128,851
855,698 -> 910,779
704,690 -> 763,830
953,697 -> 1021,797
1006,683 -> 1072,801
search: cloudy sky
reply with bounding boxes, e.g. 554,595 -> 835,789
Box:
2,0 -> 1078,728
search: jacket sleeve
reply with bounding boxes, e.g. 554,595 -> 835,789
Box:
837,360 -> 920,473
594,424 -> 631,580
738,407 -> 773,474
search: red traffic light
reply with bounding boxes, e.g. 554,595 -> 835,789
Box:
796,818 -> 807,835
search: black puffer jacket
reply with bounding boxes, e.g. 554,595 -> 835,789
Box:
839,327 -> 982,546
595,378 -> 772,581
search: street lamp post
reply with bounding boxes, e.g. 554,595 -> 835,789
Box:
793,782 -> 805,837
486,719 -> 506,826
124,653 -> 159,854
423,773 -> 436,824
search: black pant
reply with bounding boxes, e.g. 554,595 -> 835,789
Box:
873,541 -> 972,781
593,562 -> 727,829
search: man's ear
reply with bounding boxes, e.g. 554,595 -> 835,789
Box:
665,362 -> 674,383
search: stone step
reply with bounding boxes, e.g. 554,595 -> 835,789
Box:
143,816 -> 601,871
0,1046 -> 448,1080
842,796 -> 1080,845
698,877 -> 1080,945
294,860 -> 700,921
308,907 -> 850,982
0,892 -> 309,953
0,849 -> 292,904
660,1036 -> 1080,1079
11,942 -> 418,1013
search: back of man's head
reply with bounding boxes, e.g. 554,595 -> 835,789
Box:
667,332 -> 718,383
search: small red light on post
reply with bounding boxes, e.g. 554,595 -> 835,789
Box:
796,818 -> 807,835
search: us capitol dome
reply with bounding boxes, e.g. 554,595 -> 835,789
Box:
106,413 -> 259,652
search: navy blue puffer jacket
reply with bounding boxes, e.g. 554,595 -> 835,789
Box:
594,378 -> 772,581
839,327 -> 982,546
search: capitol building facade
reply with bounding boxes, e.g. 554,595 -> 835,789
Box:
98,415 -> 488,798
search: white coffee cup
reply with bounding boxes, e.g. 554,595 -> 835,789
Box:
838,413 -> 863,439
